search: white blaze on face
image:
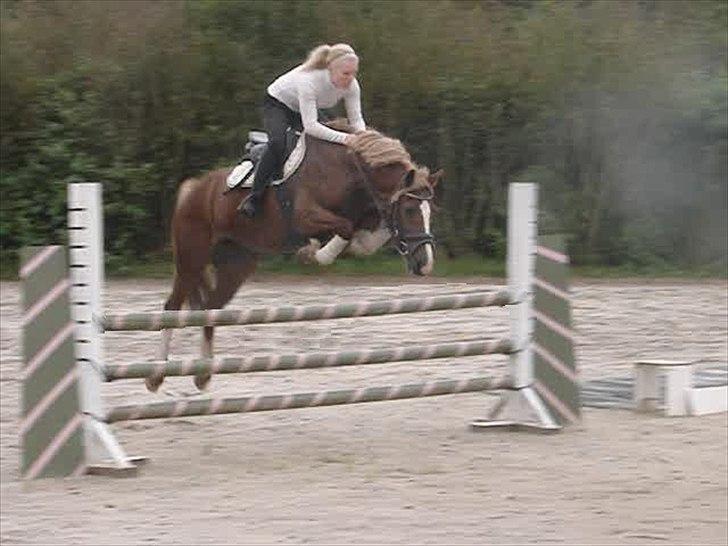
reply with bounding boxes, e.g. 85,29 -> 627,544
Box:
419,200 -> 434,275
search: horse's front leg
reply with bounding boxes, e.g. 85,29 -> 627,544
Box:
347,222 -> 392,256
298,235 -> 349,265
295,208 -> 354,266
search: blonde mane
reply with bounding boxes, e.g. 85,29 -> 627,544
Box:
326,118 -> 415,169
348,130 -> 414,170
324,119 -> 412,169
324,120 -> 431,194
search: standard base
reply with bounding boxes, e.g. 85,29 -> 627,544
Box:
84,417 -> 148,477
86,456 -> 149,478
471,387 -> 561,433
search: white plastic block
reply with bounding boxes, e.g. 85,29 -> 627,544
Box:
688,386 -> 728,416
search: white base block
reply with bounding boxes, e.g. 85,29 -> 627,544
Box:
688,386 -> 728,416
634,359 -> 727,417
634,360 -> 694,416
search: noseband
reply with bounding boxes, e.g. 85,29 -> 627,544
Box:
386,187 -> 436,257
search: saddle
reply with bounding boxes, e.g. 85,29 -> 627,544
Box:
225,128 -> 304,191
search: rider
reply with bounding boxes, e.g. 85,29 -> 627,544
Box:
240,43 -> 367,217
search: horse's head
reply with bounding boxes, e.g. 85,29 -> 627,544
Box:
345,128 -> 443,276
387,167 -> 443,276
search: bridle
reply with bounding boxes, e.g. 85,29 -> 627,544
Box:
385,186 -> 436,257
350,152 -> 436,258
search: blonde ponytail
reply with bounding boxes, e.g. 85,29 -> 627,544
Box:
301,45 -> 331,70
301,43 -> 358,71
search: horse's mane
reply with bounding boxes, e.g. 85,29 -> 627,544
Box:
325,118 -> 414,171
323,119 -> 432,197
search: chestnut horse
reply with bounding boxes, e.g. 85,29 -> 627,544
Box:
149,124 -> 443,392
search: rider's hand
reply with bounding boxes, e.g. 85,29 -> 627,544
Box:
343,134 -> 355,146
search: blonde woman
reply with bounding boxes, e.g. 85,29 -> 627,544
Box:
241,43 -> 367,217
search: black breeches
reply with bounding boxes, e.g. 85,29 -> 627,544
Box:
252,95 -> 303,187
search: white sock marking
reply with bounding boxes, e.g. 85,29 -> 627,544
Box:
315,235 -> 350,265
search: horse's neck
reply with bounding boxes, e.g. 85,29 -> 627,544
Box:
303,139 -> 369,194
363,163 -> 405,205
349,156 -> 387,210
299,139 -> 398,209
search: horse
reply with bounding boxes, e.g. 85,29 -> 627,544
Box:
148,122 -> 443,392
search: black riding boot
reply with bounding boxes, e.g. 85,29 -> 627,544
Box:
240,139 -> 282,218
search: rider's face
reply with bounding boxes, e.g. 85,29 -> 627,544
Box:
329,57 -> 358,90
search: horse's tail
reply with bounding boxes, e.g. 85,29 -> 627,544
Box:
170,178 -> 196,259
166,177 -> 203,310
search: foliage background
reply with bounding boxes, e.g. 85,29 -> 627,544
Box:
1,0 -> 726,274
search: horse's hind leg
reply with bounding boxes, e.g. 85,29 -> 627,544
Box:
189,272 -> 213,390
148,233 -> 210,392
158,272 -> 192,359
144,272 -> 184,391
195,252 -> 259,391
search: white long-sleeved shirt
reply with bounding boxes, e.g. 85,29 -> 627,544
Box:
267,65 -> 366,144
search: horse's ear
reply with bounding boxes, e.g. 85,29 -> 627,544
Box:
402,168 -> 416,188
428,169 -> 444,188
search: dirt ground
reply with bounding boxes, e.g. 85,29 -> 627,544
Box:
1,277 -> 726,545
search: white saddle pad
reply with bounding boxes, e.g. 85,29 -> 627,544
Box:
226,135 -> 306,189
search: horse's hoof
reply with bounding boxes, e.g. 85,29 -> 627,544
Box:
194,373 -> 211,391
296,247 -> 313,265
145,375 -> 164,392
296,239 -> 321,265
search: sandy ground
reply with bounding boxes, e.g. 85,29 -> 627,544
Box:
1,277 -> 726,545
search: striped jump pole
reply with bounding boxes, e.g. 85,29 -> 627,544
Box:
103,339 -> 514,381
105,377 -> 505,423
101,290 -> 514,331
